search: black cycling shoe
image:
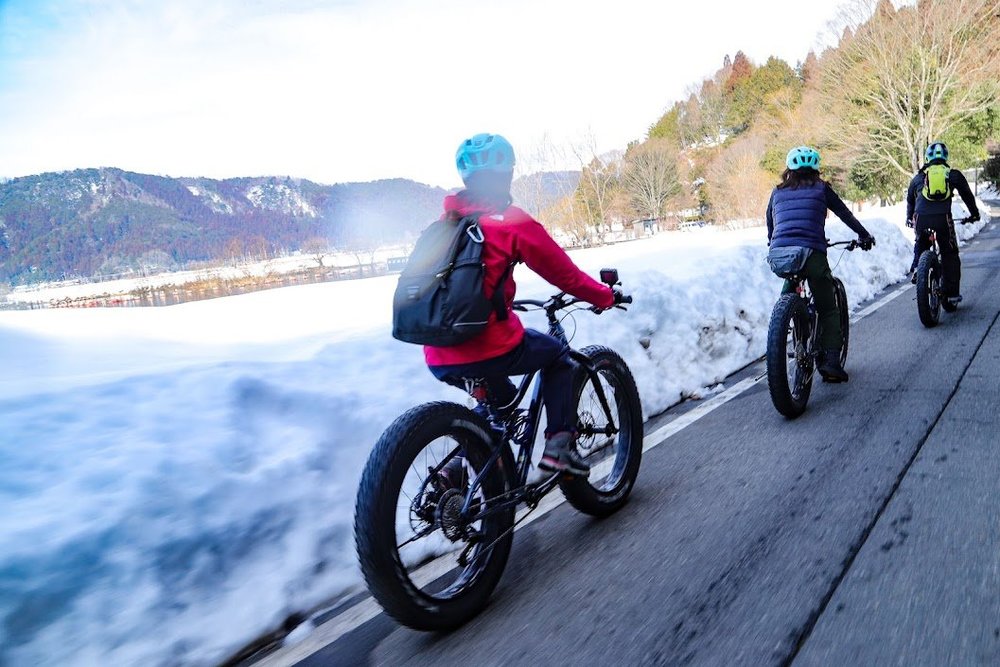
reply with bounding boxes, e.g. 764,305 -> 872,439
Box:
817,350 -> 849,383
538,432 -> 590,477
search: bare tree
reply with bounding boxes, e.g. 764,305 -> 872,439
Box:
224,237 -> 244,267
301,236 -> 332,268
510,133 -> 572,218
570,133 -> 624,243
704,134 -> 774,226
349,238 -> 382,277
821,0 -> 1000,175
246,235 -> 271,262
543,195 -> 593,247
622,138 -> 682,222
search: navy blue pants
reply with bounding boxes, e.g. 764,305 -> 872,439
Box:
429,329 -> 577,436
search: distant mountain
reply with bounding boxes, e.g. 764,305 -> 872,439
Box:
0,168 -> 584,284
0,168 -> 448,283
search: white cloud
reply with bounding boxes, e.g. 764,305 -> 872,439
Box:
0,0 -> 846,188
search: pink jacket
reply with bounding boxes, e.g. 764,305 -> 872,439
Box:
424,193 -> 615,366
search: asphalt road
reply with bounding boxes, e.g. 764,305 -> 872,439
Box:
269,209 -> 1000,667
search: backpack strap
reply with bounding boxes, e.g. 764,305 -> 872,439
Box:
491,262 -> 516,322
438,214 -> 482,280
453,210 -> 515,322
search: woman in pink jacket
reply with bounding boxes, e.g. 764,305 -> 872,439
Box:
426,133 -> 616,477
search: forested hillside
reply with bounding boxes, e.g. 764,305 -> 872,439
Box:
548,0 -> 1000,239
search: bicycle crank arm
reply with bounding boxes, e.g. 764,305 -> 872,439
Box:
578,425 -> 618,437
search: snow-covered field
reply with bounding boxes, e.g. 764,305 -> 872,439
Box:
0,199 -> 989,666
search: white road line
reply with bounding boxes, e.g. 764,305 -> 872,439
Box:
850,283 -> 912,323
254,279 -> 913,667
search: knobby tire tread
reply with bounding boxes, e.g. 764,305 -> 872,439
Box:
916,251 -> 941,328
767,294 -> 811,419
354,401 -> 513,632
834,278 -> 850,367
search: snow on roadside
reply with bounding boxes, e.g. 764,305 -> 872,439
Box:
0,199 -> 990,666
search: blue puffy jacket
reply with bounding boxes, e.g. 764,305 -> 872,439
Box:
766,181 -> 870,252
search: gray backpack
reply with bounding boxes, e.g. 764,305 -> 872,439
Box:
767,246 -> 812,278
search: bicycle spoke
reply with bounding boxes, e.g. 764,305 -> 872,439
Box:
397,524 -> 437,550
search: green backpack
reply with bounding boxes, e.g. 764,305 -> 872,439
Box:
921,164 -> 952,202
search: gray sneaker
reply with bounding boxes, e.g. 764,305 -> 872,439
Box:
538,432 -> 590,477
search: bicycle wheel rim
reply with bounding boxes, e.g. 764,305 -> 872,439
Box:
928,265 -> 941,314
576,365 -> 632,492
391,435 -> 502,601
787,309 -> 813,401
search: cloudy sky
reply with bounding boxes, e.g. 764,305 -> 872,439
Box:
0,0 -> 849,189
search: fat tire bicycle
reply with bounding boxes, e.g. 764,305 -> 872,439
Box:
766,240 -> 857,418
353,270 -> 642,631
914,216 -> 974,328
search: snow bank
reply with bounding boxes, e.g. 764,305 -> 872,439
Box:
0,199 -> 989,666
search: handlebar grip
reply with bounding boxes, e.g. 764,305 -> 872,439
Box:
621,294 -> 633,304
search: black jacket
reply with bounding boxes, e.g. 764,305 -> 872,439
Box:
905,161 -> 979,221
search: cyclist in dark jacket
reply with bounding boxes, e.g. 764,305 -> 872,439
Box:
905,142 -> 980,305
766,146 -> 875,383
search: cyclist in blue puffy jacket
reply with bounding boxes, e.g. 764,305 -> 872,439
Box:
766,146 -> 875,383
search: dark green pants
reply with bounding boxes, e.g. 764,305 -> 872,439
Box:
781,251 -> 842,351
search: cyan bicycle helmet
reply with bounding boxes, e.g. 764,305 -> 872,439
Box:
786,146 -> 821,171
925,142 -> 949,162
455,133 -> 515,183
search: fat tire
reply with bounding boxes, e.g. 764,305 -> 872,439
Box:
916,251 -> 941,327
766,294 -> 812,419
560,346 -> 643,517
354,401 -> 514,631
834,278 -> 850,366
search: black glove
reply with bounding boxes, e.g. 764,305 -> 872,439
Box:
859,235 -> 875,251
592,287 -> 630,313
905,219 -> 915,229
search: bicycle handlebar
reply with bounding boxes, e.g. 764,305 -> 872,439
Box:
512,287 -> 632,314
828,239 -> 860,251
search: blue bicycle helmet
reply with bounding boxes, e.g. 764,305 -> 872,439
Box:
455,133 -> 515,183
786,146 -> 821,171
925,142 -> 949,162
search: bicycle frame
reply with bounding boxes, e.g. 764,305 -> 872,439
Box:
783,240 -> 856,362
785,278 -> 820,361
434,297 -> 620,524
